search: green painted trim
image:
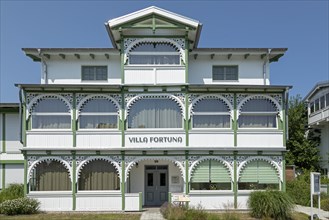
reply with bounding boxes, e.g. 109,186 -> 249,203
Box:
168,192 -> 172,204
185,91 -> 189,147
185,37 -> 189,83
2,164 -> 5,189
233,153 -> 237,209
185,154 -> 189,194
22,94 -> 27,147
72,93 -> 77,147
139,192 -> 142,211
72,155 -> 76,210
121,92 -> 125,147
282,92 -> 287,146
0,160 -> 24,164
282,153 -> 286,192
121,154 -> 125,211
121,38 -> 124,84
2,113 -> 5,153
24,154 -> 28,195
234,93 -> 237,147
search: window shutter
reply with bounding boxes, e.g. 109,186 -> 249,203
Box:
210,160 -> 231,183
239,160 -> 279,184
191,160 -> 210,183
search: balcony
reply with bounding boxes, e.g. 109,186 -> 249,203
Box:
309,107 -> 329,126
124,66 -> 185,85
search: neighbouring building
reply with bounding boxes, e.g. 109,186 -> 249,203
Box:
304,81 -> 329,176
1,6 -> 291,211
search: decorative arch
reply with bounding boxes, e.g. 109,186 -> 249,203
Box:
237,94 -> 282,120
27,156 -> 73,183
189,156 -> 234,181
189,94 -> 234,119
237,156 -> 282,182
125,156 -> 185,182
125,38 -> 185,64
27,94 -> 72,119
76,156 -> 121,183
126,94 -> 186,119
76,94 -> 121,119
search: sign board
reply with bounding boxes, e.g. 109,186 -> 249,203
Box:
311,172 -> 321,195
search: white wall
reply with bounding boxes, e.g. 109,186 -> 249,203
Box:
188,192 -> 235,210
76,192 -> 122,211
188,55 -> 269,85
28,192 -> 72,211
44,56 -> 121,84
6,114 -> 23,153
5,164 -> 24,186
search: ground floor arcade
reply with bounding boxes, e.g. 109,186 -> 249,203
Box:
24,150 -> 285,211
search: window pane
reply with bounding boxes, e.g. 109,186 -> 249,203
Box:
212,66 -> 225,80
129,55 -> 180,65
326,94 -> 329,107
315,99 -> 320,111
193,115 -> 230,128
160,173 -> 166,186
31,161 -> 71,191
193,99 -> 229,112
34,99 -> 69,113
239,115 -> 277,128
190,182 -> 231,190
238,182 -> 279,190
213,66 -> 238,81
147,173 -> 154,186
81,99 -> 117,113
128,99 -> 182,128
82,66 -> 107,81
310,102 -> 315,113
242,99 -> 276,112
320,96 -> 325,109
80,115 -> 117,129
78,160 -> 120,190
32,115 -> 71,129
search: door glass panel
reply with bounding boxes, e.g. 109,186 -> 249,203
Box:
146,166 -> 156,170
157,165 -> 168,170
160,173 -> 166,186
147,173 -> 153,186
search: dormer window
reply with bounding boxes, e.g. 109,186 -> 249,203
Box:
129,42 -> 180,65
82,66 -> 107,81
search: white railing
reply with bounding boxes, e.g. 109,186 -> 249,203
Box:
309,107 -> 329,125
124,66 -> 185,84
28,191 -> 72,211
189,131 -> 234,147
26,131 -> 73,148
237,131 -> 283,147
76,131 -> 121,148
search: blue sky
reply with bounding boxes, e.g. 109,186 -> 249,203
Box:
0,0 -> 328,103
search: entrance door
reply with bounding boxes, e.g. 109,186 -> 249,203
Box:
145,165 -> 168,206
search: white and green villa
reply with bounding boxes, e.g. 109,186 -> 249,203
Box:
0,6 -> 291,211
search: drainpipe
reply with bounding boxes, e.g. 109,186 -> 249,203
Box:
38,49 -> 48,84
263,49 -> 271,85
285,88 -> 289,141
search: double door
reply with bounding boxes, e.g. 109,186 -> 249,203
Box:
145,165 -> 168,206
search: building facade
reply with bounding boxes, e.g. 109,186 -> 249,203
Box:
1,6 -> 291,211
305,81 -> 329,176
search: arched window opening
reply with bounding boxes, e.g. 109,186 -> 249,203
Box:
31,98 -> 71,129
190,160 -> 231,190
79,99 -> 118,129
239,99 -> 278,128
128,98 -> 182,129
78,160 -> 120,191
238,160 -> 279,190
30,161 -> 71,191
192,98 -> 231,128
129,42 -> 180,65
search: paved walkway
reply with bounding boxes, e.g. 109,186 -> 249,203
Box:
295,205 -> 329,220
140,208 -> 165,220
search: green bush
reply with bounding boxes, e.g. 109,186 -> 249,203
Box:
0,197 -> 40,215
321,198 -> 329,211
0,184 -> 24,203
287,172 -> 311,206
248,190 -> 294,220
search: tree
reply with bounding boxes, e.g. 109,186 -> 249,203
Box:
286,95 -> 320,170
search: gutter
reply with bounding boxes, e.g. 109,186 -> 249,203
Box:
263,48 -> 271,85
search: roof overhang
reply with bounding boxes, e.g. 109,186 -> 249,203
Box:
0,103 -> 19,112
303,80 -> 329,102
22,48 -> 119,62
105,6 -> 202,49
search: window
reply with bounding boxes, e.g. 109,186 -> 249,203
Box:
82,66 -> 107,81
326,93 -> 329,107
320,96 -> 325,109
129,42 -> 180,65
30,161 -> 71,191
190,160 -> 231,190
213,66 -> 238,81
192,98 -> 231,128
78,160 -> 120,190
239,99 -> 278,128
315,98 -> 320,111
128,98 -> 182,129
31,98 -> 71,129
238,160 -> 279,190
79,98 -> 118,129
310,102 -> 315,114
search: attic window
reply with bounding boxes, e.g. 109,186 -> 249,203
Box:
129,42 -> 180,65
81,66 -> 107,81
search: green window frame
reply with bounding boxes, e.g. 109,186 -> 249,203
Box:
81,66 -> 108,81
212,66 -> 238,81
